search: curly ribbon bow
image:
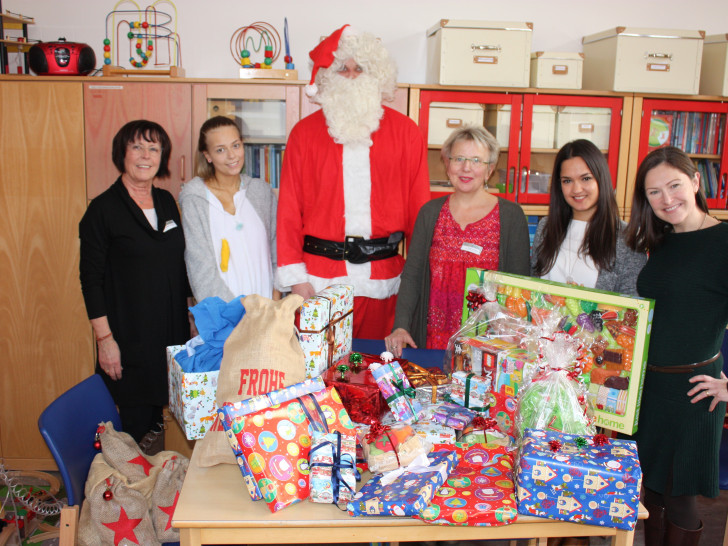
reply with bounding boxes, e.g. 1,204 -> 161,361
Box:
472,416 -> 498,430
308,431 -> 359,509
365,421 -> 401,468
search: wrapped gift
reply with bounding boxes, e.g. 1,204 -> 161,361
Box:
167,345 -> 219,440
417,442 -> 518,526
297,284 -> 354,379
226,386 -> 355,512
309,430 -> 358,506
431,403 -> 477,430
360,423 -> 431,474
457,425 -> 511,447
370,359 -> 422,422
347,449 -> 459,517
402,361 -> 449,404
218,376 -> 326,501
449,371 -> 492,411
517,428 -> 642,530
411,421 -> 457,445
322,353 -> 390,424
495,347 -> 538,398
451,336 -> 514,376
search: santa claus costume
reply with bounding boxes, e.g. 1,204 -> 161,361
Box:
276,25 -> 430,339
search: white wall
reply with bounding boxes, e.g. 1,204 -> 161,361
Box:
5,0 -> 728,82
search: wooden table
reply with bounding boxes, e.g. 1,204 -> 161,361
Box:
173,447 -> 647,546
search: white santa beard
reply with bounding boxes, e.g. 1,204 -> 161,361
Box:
319,74 -> 383,146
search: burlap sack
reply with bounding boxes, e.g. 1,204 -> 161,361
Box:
196,293 -> 306,466
78,454 -> 160,546
97,421 -> 150,484
150,454 -> 189,543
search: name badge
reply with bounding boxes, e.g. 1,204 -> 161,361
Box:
163,220 -> 178,233
461,242 -> 483,255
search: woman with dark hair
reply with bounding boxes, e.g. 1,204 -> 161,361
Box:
385,125 -> 530,356
79,120 -> 191,453
531,139 -> 646,294
179,115 -> 276,302
625,146 -> 728,545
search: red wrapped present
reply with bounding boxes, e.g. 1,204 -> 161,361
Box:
417,442 -> 518,526
322,352 -> 393,424
234,386 -> 355,512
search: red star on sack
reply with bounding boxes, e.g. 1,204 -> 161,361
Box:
127,455 -> 154,476
158,490 -> 180,531
102,506 -> 142,545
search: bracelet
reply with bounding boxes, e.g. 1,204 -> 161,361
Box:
96,332 -> 112,343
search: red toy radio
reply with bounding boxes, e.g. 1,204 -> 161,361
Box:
29,38 -> 96,75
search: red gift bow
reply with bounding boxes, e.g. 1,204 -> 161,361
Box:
472,416 -> 498,430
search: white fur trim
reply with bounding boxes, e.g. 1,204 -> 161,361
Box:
343,144 -> 372,238
308,272 -> 400,299
277,263 -> 309,291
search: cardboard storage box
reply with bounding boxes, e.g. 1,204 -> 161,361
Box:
485,104 -> 555,149
530,52 -> 584,89
428,102 -> 485,146
427,19 -> 532,87
461,270 -> 654,435
556,106 -> 612,149
582,27 -> 704,94
700,34 -> 728,96
167,345 -> 219,440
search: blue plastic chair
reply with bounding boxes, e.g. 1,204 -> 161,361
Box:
37,374 -> 121,544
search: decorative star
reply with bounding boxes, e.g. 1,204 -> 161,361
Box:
158,490 -> 180,531
102,506 -> 142,545
127,455 -> 154,476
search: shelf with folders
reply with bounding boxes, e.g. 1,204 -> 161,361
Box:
638,98 -> 728,209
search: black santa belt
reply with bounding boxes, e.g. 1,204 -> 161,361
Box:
303,232 -> 403,264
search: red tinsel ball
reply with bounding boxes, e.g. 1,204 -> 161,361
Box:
593,434 -> 609,446
103,490 -> 113,501
94,440 -> 101,450
548,440 -> 562,452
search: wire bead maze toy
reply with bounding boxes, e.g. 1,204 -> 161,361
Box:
230,19 -> 295,72
103,0 -> 182,72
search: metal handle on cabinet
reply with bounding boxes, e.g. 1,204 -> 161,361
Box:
180,155 -> 185,180
472,44 -> 501,51
645,52 -> 672,60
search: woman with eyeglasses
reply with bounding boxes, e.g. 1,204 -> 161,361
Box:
531,139 -> 646,295
384,125 -> 530,356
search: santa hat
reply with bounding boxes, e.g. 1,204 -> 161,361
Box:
305,24 -> 350,98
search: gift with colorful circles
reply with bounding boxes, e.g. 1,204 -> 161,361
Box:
219,384 -> 355,512
218,376 -> 326,501
417,442 -> 518,526
347,447 -> 459,517
369,357 -> 423,423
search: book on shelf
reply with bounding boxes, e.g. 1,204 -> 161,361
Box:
649,113 -> 673,150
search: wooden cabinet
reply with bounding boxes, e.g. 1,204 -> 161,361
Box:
410,85 -> 632,215
0,81 -> 93,469
625,95 -> 728,216
84,81 -> 193,199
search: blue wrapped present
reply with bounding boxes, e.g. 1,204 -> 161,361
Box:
431,403 -> 477,430
346,448 -> 459,517
218,376 -> 326,500
516,428 -> 642,530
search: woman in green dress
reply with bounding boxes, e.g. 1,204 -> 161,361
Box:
625,146 -> 728,546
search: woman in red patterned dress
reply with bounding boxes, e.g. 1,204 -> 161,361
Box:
385,125 -> 530,356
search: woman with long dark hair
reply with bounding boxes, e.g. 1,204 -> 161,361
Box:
531,139 -> 645,294
625,146 -> 728,545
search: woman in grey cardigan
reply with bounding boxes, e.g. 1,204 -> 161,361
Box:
385,126 -> 530,356
179,116 -> 277,302
531,139 -> 646,294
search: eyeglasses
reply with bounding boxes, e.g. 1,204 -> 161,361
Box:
128,143 -> 161,155
448,156 -> 492,168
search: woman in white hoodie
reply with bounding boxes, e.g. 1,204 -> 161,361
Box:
179,116 -> 277,302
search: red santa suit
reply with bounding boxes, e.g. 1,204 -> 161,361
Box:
277,106 -> 430,335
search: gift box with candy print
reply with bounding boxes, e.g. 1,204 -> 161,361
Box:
370,358 -> 423,422
167,345 -> 219,440
297,284 -> 354,379
309,429 -> 358,506
461,269 -> 654,435
217,376 -> 326,500
347,448 -> 459,517
322,352 -> 391,425
221,385 -> 355,512
516,428 -> 642,530
417,442 -> 518,526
